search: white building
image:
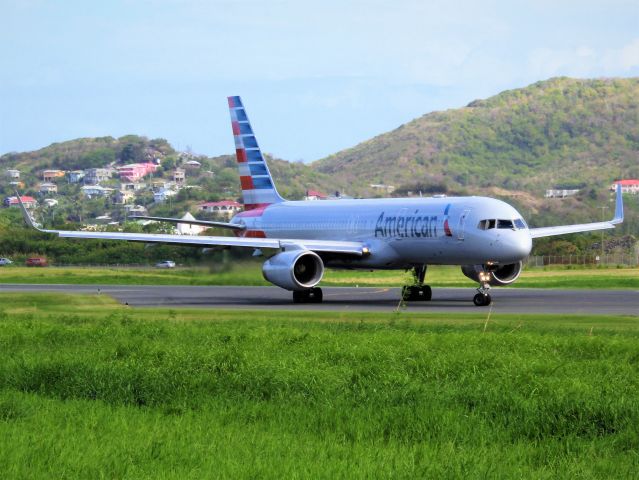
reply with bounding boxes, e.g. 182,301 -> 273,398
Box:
545,189 -> 580,199
177,212 -> 207,235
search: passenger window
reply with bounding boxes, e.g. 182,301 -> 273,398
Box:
497,219 -> 514,229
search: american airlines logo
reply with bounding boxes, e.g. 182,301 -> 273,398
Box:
374,211 -> 439,238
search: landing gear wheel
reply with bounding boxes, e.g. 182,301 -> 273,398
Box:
293,290 -> 307,304
473,293 -> 492,307
402,285 -> 432,301
293,288 -> 323,304
420,285 -> 432,301
309,287 -> 323,303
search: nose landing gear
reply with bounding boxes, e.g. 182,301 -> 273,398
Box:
473,269 -> 492,306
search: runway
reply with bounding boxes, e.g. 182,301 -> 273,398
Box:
0,284 -> 637,315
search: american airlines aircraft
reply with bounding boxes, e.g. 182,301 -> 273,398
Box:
18,96 -> 624,306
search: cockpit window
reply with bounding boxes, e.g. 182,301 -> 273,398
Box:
478,218 -> 523,230
497,219 -> 514,229
514,218 -> 527,229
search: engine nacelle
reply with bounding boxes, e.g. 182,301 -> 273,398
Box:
262,250 -> 324,291
461,261 -> 523,286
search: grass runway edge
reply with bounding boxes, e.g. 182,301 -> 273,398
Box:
0,293 -> 638,478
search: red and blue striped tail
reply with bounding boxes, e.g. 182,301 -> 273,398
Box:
228,96 -> 284,211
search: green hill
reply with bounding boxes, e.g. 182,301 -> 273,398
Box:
314,77 -> 639,196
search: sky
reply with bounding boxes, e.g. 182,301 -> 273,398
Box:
1,0 -> 638,162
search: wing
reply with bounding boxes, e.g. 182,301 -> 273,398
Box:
529,185 -> 624,239
15,193 -> 366,256
128,215 -> 245,231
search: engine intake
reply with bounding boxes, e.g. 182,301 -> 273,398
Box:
461,261 -> 523,286
262,250 -> 324,291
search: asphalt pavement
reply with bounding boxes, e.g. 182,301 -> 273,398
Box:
0,284 -> 637,315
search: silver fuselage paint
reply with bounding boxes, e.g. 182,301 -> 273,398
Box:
233,196 -> 532,268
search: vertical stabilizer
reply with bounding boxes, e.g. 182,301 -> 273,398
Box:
228,96 -> 284,210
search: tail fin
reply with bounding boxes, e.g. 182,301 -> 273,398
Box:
228,96 -> 284,210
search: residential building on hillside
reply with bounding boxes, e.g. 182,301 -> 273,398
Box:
173,168 -> 185,184
5,169 -> 20,179
67,170 -> 85,183
197,200 -> 242,218
154,188 -> 177,203
611,179 -> 639,194
545,189 -> 580,198
184,160 -> 201,169
4,195 -> 37,208
39,182 -> 58,194
84,168 -> 111,185
113,190 -> 135,204
369,184 -> 395,193
304,189 -> 328,201
43,198 -> 58,207
120,182 -> 145,191
43,169 -> 65,182
117,163 -> 157,182
125,204 -> 148,216
81,185 -> 114,198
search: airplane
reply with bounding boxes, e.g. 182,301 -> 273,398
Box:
17,96 -> 624,306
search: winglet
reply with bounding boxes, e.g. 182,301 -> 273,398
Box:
612,183 -> 624,224
14,190 -> 43,231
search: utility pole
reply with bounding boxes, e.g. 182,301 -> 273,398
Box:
599,206 -> 608,264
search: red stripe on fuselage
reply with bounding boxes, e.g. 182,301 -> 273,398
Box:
236,204 -> 270,216
444,219 -> 453,236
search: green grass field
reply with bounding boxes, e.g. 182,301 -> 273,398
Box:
0,293 -> 638,478
0,263 -> 637,289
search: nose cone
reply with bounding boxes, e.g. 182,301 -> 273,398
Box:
506,232 -> 532,261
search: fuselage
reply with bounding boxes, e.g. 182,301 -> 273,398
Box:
233,196 -> 532,268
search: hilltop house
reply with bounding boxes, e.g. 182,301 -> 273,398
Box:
117,163 -> 157,182
4,195 -> 37,208
67,170 -> 85,183
173,168 -> 185,184
39,182 -> 58,194
304,189 -> 328,201
154,188 -> 177,203
197,200 -> 242,219
545,188 -> 580,198
43,169 -> 65,182
81,185 -> 114,198
5,169 -> 20,179
84,168 -> 111,185
113,190 -> 135,205
611,179 -> 639,194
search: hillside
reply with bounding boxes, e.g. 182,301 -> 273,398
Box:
314,77 -> 639,196
0,77 -> 637,249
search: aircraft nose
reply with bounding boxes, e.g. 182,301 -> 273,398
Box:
510,232 -> 532,259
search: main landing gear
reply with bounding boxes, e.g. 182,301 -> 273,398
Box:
473,269 -> 492,307
293,287 -> 323,304
402,265 -> 432,302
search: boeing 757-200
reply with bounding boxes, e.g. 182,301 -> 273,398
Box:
17,96 -> 624,306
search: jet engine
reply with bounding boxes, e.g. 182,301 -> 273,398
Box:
262,250 -> 324,291
461,261 -> 523,286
